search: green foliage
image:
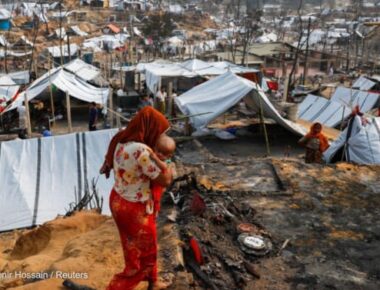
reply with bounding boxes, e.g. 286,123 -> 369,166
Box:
141,12 -> 176,42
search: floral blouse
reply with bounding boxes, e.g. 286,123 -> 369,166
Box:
113,142 -> 161,202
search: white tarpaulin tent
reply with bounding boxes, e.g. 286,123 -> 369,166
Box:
0,75 -> 19,101
352,76 -> 376,91
4,59 -> 109,112
298,87 -> 380,127
137,59 -> 259,94
175,71 -> 306,135
324,116 -> 380,164
0,129 -> 117,231
47,43 -> 78,58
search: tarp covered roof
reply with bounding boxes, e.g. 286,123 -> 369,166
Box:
352,76 -> 377,91
298,87 -> 380,127
47,43 -> 78,58
4,60 -> 109,113
0,129 -> 116,231
175,71 -> 306,136
0,75 -> 19,101
137,59 -> 259,94
324,116 -> 380,164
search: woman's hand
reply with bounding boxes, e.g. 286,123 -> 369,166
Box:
99,162 -> 111,179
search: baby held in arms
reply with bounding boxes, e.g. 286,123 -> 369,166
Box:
147,135 -> 176,215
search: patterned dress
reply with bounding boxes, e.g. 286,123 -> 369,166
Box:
107,142 -> 161,290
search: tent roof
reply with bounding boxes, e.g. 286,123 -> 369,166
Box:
175,71 -> 306,136
324,116 -> 380,164
4,60 -> 109,113
137,59 -> 259,94
352,76 -> 376,91
47,43 -> 78,57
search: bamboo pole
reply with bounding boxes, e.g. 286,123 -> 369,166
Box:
108,88 -> 114,128
258,93 -> 271,156
66,91 -> 72,133
167,81 -> 173,117
137,72 -> 141,92
48,56 -> 56,128
24,93 -> 32,138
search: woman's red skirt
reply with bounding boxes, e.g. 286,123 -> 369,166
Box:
107,189 -> 157,290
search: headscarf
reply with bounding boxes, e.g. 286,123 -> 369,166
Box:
305,122 -> 329,152
101,107 -> 170,177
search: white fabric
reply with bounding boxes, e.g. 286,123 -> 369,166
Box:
0,129 -> 118,231
0,50 -> 32,58
5,61 -> 109,112
55,27 -> 67,39
175,71 -> 306,136
70,25 -> 88,37
298,88 -> 379,127
0,75 -> 19,101
331,87 -> 380,112
0,9 -> 11,20
64,59 -> 101,81
2,70 -> 30,84
353,76 -> 376,91
324,116 -> 380,164
47,43 -> 78,57
137,59 -> 259,94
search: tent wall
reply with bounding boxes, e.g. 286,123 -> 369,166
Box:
0,129 -> 117,232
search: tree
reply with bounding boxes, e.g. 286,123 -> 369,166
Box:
141,12 -> 176,43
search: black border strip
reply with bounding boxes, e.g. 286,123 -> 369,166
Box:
32,138 -> 42,226
76,133 -> 82,202
82,133 -> 88,192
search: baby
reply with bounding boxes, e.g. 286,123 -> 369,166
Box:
147,135 -> 176,215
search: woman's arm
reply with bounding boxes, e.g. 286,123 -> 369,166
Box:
152,168 -> 173,187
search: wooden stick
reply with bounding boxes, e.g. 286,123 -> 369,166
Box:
167,81 -> 173,116
258,93 -> 271,156
66,91 -> 72,133
24,93 -> 32,137
48,56 -> 56,128
108,88 -> 114,128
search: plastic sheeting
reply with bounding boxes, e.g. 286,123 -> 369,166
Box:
175,72 -> 306,136
298,88 -> 380,128
47,43 -> 78,57
0,129 -> 117,231
331,87 -> 380,112
352,76 -> 376,91
0,75 -> 19,101
5,61 -> 109,112
137,59 -> 259,94
324,116 -> 380,164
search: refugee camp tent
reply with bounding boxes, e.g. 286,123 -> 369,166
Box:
0,71 -> 30,85
175,71 -> 306,135
324,116 -> 380,165
0,129 -> 117,232
353,76 -> 376,91
136,59 -> 259,94
297,87 -> 380,128
4,59 -> 109,113
0,75 -> 19,101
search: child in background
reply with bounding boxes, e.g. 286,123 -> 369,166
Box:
147,135 -> 176,215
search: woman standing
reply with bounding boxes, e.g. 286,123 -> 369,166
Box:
100,107 -> 173,290
298,122 -> 329,163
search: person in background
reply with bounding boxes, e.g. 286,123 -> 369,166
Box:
89,102 -> 98,131
138,95 -> 153,111
156,87 -> 166,115
17,103 -> 27,139
298,122 -> 329,164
